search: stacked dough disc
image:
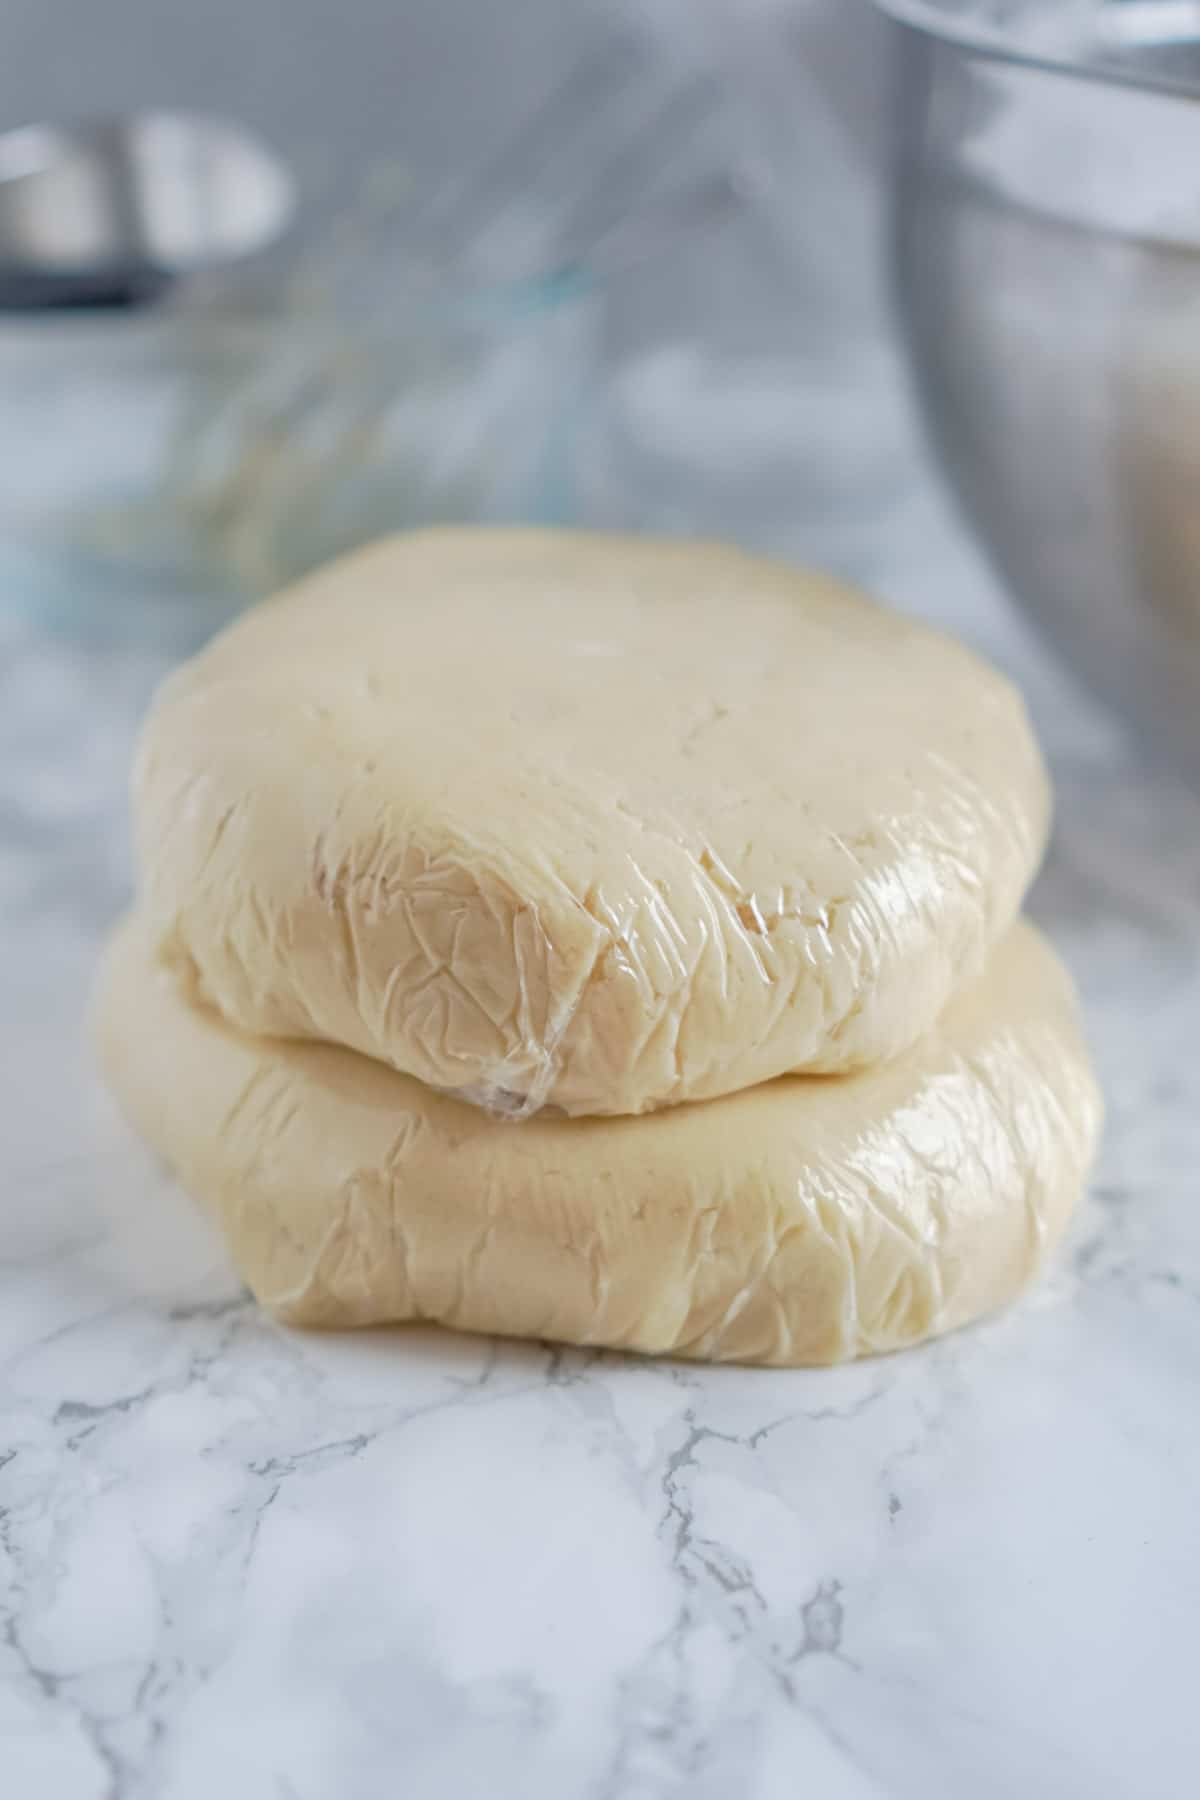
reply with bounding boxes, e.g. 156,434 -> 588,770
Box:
94,529 -> 1101,1364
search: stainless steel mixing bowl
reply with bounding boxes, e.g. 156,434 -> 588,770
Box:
877,0 -> 1200,780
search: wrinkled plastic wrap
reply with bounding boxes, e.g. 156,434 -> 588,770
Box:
93,915 -> 1101,1366
132,528 -> 1051,1119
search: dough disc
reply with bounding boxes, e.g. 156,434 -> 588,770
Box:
134,529 -> 1051,1116
94,916 -> 1100,1366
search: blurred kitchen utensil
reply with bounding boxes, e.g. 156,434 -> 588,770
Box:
877,0 -> 1200,782
0,112 -> 294,308
139,29 -> 753,594
0,27 -> 743,625
350,28 -> 742,288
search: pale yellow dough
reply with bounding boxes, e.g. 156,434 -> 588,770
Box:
94,917 -> 1100,1365
133,529 -> 1051,1117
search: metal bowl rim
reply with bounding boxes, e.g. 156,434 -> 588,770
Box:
871,0 -> 1200,101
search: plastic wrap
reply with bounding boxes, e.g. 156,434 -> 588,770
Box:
132,527 -> 1051,1119
93,915 -> 1101,1366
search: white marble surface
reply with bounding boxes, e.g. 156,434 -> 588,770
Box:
3,48 -> 1200,1794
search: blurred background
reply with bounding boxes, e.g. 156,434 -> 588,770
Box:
0,0 -> 905,614
4,0 -> 1200,810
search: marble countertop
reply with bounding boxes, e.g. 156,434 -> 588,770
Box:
2,203 -> 1200,1800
